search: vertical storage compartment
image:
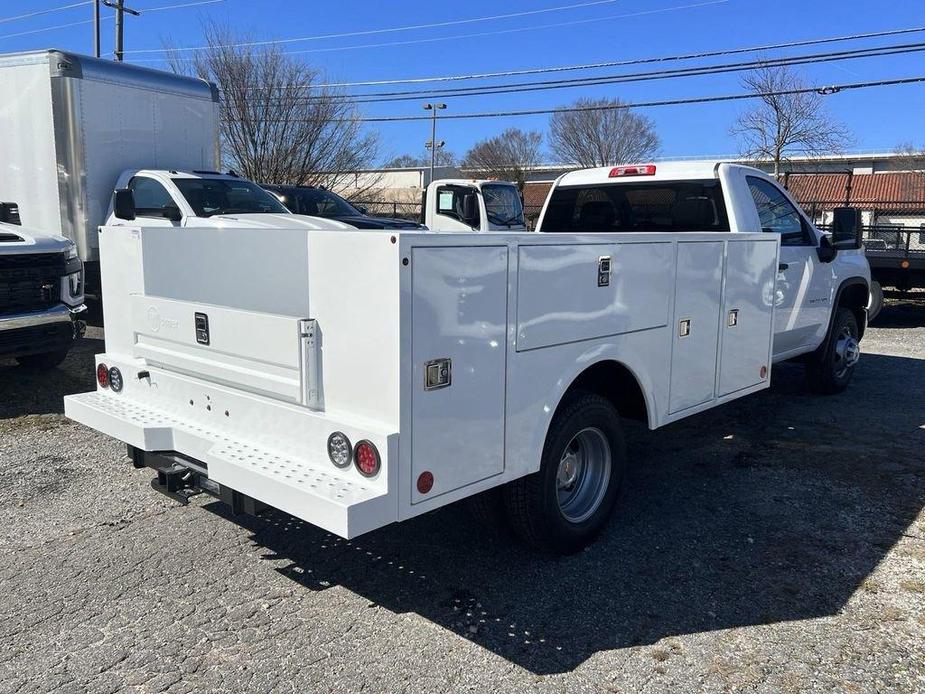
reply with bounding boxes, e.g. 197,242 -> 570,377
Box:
410,245 -> 509,502
718,238 -> 779,396
669,241 -> 725,413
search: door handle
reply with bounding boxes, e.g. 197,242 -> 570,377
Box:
778,263 -> 789,272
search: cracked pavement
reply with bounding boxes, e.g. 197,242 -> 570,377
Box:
0,296 -> 923,693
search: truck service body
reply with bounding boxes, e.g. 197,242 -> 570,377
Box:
63,161 -> 869,552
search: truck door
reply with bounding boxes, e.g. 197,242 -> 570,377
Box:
125,176 -> 182,228
745,177 -> 830,357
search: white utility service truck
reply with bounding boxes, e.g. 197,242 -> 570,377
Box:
422,179 -> 527,231
0,50 -> 350,283
64,162 -> 869,553
0,207 -> 85,369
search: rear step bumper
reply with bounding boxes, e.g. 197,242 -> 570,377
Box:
64,391 -> 395,538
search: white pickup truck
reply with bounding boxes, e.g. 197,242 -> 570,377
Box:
63,161 -> 869,554
0,208 -> 86,369
535,162 -> 871,393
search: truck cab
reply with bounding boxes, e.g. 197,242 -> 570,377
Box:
422,179 -> 527,232
536,162 -> 871,390
106,170 -> 354,231
0,205 -> 85,369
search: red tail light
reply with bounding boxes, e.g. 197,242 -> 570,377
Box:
97,363 -> 110,388
354,440 -> 380,477
609,164 -> 656,177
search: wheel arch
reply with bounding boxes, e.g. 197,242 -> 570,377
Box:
832,277 -> 870,340
550,359 -> 652,430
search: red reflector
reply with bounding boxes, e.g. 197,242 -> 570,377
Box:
97,363 -> 110,388
608,164 -> 656,178
354,440 -> 380,477
417,471 -> 434,494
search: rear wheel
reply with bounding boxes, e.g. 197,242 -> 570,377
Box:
807,307 -> 860,394
505,391 -> 626,554
16,349 -> 69,370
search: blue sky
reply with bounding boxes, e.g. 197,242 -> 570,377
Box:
3,0 -> 924,164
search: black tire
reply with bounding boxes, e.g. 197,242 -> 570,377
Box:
15,349 -> 69,370
466,486 -> 511,537
807,307 -> 860,394
504,391 -> 626,554
867,280 -> 883,323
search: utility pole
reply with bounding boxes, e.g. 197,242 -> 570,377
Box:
423,102 -> 446,185
93,0 -> 100,58
102,0 -> 141,62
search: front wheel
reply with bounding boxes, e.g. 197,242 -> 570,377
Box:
867,280 -> 884,323
505,391 -> 626,554
806,307 -> 860,394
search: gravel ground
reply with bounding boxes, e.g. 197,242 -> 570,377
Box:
0,298 -> 923,693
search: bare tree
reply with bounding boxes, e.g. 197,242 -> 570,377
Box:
732,63 -> 852,177
548,98 -> 659,167
461,128 -> 543,191
385,150 -> 457,168
164,23 -> 378,190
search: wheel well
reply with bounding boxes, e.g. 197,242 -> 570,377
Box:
564,360 -> 648,423
838,281 -> 869,339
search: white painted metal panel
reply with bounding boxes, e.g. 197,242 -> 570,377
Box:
130,294 -> 305,402
516,241 -> 673,351
669,241 -> 724,414
411,245 -> 508,502
719,239 -> 779,396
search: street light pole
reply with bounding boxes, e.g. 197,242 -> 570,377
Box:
423,102 -> 446,184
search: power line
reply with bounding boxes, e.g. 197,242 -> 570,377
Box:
286,24 -> 925,90
223,76 -> 925,124
242,42 -> 925,105
0,1 -> 89,25
342,43 -> 925,103
124,0 -> 626,54
0,0 -> 223,41
137,0 -> 727,63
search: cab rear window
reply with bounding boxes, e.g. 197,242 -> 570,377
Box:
541,180 -> 729,233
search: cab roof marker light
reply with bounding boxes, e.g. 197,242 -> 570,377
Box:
609,164 -> 656,178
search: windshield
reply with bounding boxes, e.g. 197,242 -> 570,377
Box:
482,184 -> 525,227
173,178 -> 290,217
283,188 -> 361,217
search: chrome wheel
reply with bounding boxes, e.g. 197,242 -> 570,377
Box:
556,427 -> 612,524
833,326 -> 860,378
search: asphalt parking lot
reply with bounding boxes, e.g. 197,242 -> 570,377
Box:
1,297 -> 923,693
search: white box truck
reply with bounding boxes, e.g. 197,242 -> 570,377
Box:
0,50 -> 350,281
63,162 -> 870,553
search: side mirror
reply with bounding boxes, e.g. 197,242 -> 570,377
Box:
355,204 -> 368,215
0,202 -> 20,225
461,192 -> 479,227
816,234 -> 837,263
163,204 -> 182,223
113,189 -> 136,221
831,207 -> 862,250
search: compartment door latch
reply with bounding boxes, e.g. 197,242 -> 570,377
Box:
299,319 -> 322,410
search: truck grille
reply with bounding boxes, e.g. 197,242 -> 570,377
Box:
0,253 -> 65,316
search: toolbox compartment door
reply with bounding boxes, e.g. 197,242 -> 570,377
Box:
410,245 -> 509,503
669,241 -> 724,414
718,239 -> 778,396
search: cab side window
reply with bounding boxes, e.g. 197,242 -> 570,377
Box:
746,176 -> 811,246
129,176 -> 175,218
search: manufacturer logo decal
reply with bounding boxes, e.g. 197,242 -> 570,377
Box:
147,306 -> 179,333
